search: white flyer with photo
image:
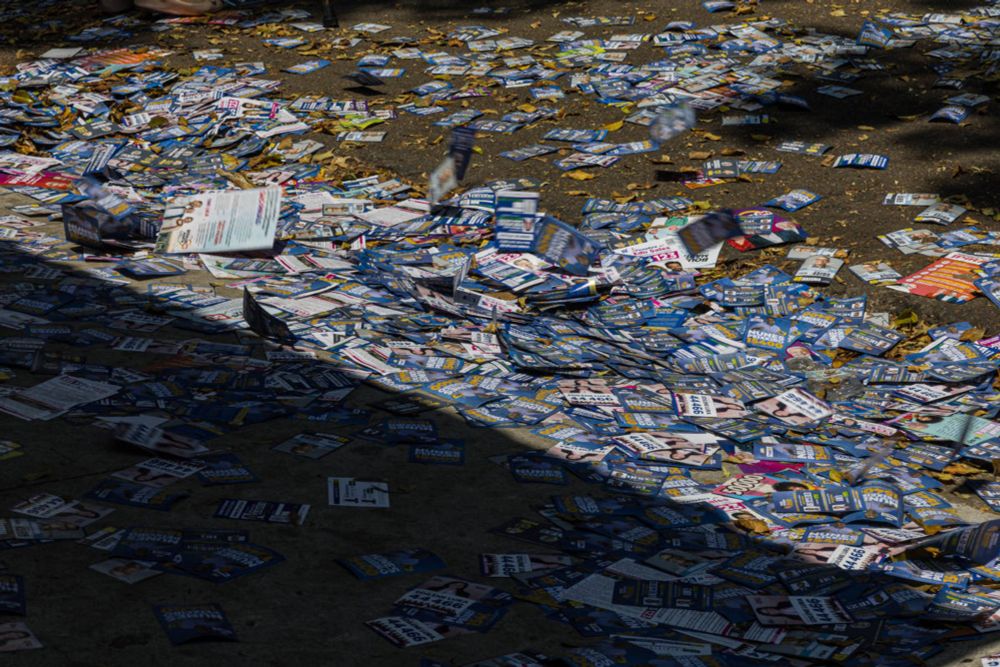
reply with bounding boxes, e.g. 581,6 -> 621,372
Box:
156,187 -> 281,254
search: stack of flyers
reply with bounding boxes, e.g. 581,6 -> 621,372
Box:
152,603 -> 237,645
327,477 -> 390,508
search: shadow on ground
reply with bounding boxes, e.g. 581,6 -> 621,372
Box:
0,202 -> 995,665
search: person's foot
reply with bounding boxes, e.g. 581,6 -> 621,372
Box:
133,0 -> 223,16
99,0 -> 134,12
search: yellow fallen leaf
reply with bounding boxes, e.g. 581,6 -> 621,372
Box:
564,171 -> 595,181
942,462 -> 983,476
735,514 -> 770,534
603,120 -> 624,132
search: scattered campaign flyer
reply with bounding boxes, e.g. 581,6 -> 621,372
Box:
676,209 -> 741,257
409,440 -> 465,465
156,187 -> 281,254
243,288 -> 292,340
214,499 -> 310,525
747,595 -> 852,626
338,549 -> 446,580
793,255 -> 843,285
366,616 -> 443,648
888,252 -> 990,303
89,559 -> 163,584
152,603 -> 237,645
850,261 -> 900,284
0,8 -> 999,664
114,424 -> 212,459
530,216 -> 602,276
0,622 -> 41,652
273,432 -> 349,459
86,479 -> 188,511
0,575 -> 26,615
112,458 -> 204,488
0,375 -> 120,421
479,553 -> 574,577
327,477 -> 390,508
427,156 -> 458,208
756,389 -> 833,426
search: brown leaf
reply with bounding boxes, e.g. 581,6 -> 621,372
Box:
735,514 -> 770,535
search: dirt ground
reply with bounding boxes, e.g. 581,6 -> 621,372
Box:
0,0 -> 998,665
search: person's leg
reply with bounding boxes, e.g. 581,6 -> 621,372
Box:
133,0 -> 223,15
